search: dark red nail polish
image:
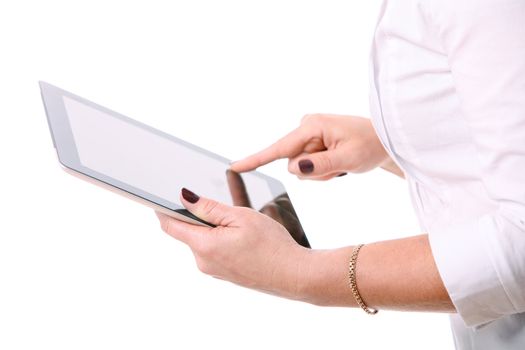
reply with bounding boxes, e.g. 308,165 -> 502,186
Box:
298,159 -> 314,174
337,172 -> 348,177
181,188 -> 200,203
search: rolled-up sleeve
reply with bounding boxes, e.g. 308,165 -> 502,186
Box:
423,0 -> 525,327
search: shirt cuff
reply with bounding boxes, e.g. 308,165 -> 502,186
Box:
428,214 -> 517,328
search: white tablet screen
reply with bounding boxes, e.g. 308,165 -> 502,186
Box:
63,96 -> 273,210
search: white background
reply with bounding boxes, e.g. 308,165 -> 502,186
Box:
0,1 -> 454,349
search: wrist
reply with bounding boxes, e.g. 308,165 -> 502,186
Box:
296,247 -> 358,307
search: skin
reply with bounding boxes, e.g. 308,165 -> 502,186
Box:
156,114 -> 455,313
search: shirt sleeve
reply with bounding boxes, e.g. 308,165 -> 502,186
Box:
422,0 -> 525,327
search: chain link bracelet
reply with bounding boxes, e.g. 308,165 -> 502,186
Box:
348,244 -> 378,315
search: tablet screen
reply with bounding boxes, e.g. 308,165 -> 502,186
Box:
63,96 -> 273,211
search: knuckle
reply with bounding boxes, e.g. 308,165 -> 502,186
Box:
345,156 -> 357,171
192,232 -> 219,261
300,114 -> 311,124
301,113 -> 322,125
196,258 -> 212,275
159,217 -> 171,233
319,154 -> 334,173
201,200 -> 219,218
193,237 -> 216,259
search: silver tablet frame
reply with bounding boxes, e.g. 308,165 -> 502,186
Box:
39,81 -> 305,236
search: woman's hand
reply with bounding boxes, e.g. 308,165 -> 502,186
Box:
156,191 -> 454,311
230,114 -> 404,179
156,188 -> 311,300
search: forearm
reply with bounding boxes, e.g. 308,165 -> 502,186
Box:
297,234 -> 455,313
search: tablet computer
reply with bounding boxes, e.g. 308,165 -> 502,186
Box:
40,82 -> 310,248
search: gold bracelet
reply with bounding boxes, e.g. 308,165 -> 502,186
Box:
348,244 -> 378,315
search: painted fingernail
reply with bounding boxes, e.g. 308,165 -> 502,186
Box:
337,172 -> 348,177
181,188 -> 200,203
298,159 -> 314,174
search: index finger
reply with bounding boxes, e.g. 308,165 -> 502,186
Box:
230,126 -> 310,172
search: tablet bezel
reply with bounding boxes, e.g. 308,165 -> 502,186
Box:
39,81 -> 292,229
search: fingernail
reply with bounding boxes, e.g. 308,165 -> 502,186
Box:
337,172 -> 347,177
298,159 -> 314,174
181,188 -> 200,203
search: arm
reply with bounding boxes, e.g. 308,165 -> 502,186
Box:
299,235 -> 453,312
156,191 -> 454,313
419,0 -> 525,327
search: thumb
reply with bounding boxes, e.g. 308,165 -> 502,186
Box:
290,148 -> 347,177
180,188 -> 237,227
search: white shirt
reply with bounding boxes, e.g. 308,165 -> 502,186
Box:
368,0 -> 525,348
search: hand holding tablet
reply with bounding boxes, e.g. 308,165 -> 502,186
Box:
155,187 -> 310,300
